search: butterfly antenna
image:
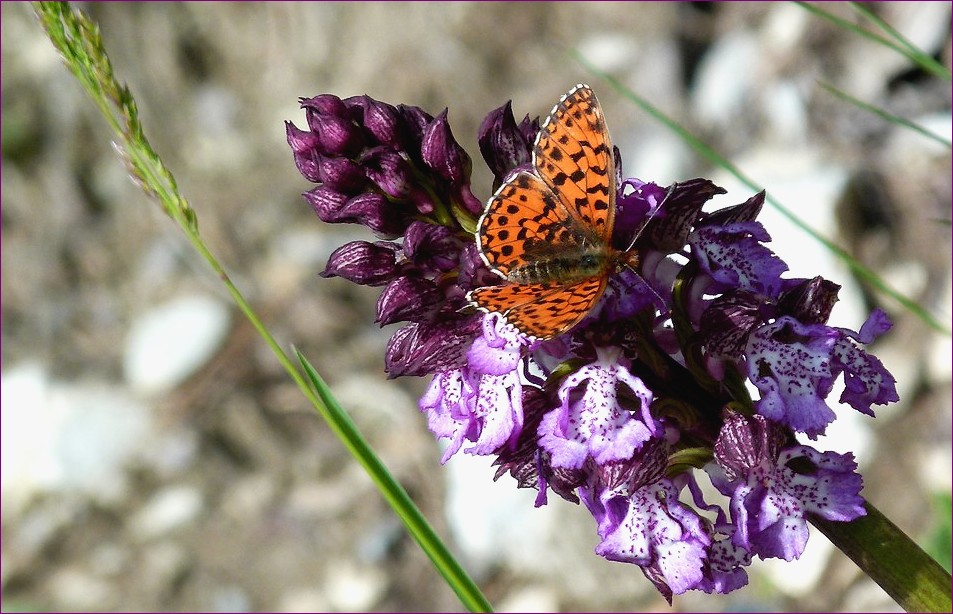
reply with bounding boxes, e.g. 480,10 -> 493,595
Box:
622,183 -> 676,253
616,183 -> 675,311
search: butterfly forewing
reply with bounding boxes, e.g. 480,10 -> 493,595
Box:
477,172 -> 590,278
534,84 -> 616,244
470,84 -> 620,340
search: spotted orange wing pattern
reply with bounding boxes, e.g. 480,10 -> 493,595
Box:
468,277 -> 607,340
475,171 -> 580,278
470,84 -> 616,339
534,84 -> 616,243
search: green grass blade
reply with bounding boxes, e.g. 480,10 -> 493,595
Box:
794,1 -> 951,81
848,1 -> 952,81
820,82 -> 952,148
33,3 -> 492,611
295,350 -> 493,613
571,50 -> 951,336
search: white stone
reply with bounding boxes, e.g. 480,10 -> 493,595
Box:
279,587 -> 330,613
324,561 -> 387,611
208,585 -> 252,613
761,526 -> 835,596
221,473 -> 276,520
123,294 -> 230,396
762,3 -> 809,55
884,2 -> 953,56
691,31 -> 760,130
919,443 -> 953,493
884,112 -> 953,166
1,363 -> 153,507
444,453 -> 559,576
130,485 -> 203,540
498,585 -> 560,613
1,362 -> 50,508
619,130 -> 693,188
762,80 -> 809,146
332,374 -> 417,425
141,427 -> 200,478
139,542 -> 190,596
576,33 -> 641,75
47,567 -> 115,610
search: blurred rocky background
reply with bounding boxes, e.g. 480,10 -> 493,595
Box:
2,2 -> 950,611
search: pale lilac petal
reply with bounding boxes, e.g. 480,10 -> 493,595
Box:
538,348 -> 656,469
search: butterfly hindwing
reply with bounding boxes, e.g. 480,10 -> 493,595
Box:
468,275 -> 607,339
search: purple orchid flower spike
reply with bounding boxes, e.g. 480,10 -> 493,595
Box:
288,84 -> 900,603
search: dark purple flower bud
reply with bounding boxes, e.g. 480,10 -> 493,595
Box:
403,221 -> 461,272
338,192 -> 407,236
304,189 -> 406,236
478,101 -> 534,187
542,462 -> 589,505
303,186 -> 349,223
316,155 -> 367,193
385,315 -> 482,377
702,190 -> 765,227
422,109 -> 472,186
361,147 -> 414,199
492,388 -> 550,485
301,94 -> 348,118
613,147 -> 624,190
457,243 -> 500,292
455,185 -> 486,216
376,276 -> 445,326
285,120 -> 321,154
517,112 -> 540,146
713,413 -> 787,481
645,179 -> 727,251
346,96 -> 405,149
314,114 -> 364,156
588,436 -> 669,494
396,104 -> 434,149
778,276 -> 841,325
699,291 -> 767,358
286,122 -> 322,182
300,95 -> 364,156
321,240 -> 402,286
493,387 -> 588,506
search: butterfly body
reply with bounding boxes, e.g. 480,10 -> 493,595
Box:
507,237 -> 609,285
469,84 -> 634,339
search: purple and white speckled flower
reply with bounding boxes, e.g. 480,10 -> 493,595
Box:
538,346 -> 657,469
747,311 -> 898,438
419,313 -> 529,461
710,413 -> 865,560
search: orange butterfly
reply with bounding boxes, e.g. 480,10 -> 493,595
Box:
468,84 -> 638,339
